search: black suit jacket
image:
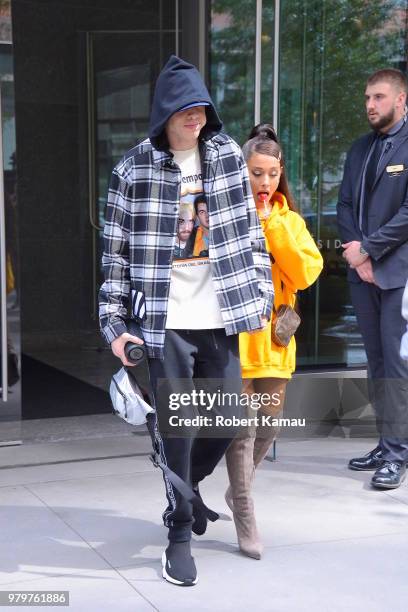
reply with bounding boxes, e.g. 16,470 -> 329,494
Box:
337,119 -> 408,289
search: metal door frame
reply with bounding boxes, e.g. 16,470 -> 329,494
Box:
0,83 -> 8,402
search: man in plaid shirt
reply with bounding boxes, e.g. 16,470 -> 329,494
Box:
99,55 -> 273,586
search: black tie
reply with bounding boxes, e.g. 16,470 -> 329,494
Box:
361,136 -> 392,234
365,135 -> 385,194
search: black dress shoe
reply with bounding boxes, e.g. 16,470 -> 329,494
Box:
371,461 -> 406,489
348,446 -> 383,471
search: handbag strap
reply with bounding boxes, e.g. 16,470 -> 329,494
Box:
145,412 -> 230,524
149,451 -> 230,523
111,374 -> 128,418
272,270 -> 296,315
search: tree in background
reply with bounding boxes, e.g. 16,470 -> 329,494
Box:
211,0 -> 406,205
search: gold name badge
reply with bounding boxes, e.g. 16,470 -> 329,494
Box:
386,164 -> 404,173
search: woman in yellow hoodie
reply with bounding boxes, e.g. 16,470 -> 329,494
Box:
225,124 -> 323,559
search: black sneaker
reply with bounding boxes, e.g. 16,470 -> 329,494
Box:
348,445 -> 384,471
161,541 -> 198,586
371,461 -> 406,489
192,485 -> 207,536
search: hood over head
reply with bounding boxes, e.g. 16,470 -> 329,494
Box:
149,55 -> 223,151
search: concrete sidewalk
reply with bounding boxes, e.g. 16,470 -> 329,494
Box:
1,421 -> 408,611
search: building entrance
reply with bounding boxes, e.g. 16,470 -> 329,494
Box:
8,0 -> 181,421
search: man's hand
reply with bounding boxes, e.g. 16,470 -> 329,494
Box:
111,332 -> 144,367
354,257 -> 376,284
342,241 -> 368,267
247,315 -> 269,335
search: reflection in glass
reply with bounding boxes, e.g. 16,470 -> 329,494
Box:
278,0 -> 407,366
209,0 -> 408,367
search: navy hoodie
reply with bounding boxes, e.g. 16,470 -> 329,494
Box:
149,55 -> 223,151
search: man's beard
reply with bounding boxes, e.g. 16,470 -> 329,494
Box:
368,107 -> 396,131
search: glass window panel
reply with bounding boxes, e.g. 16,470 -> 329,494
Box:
92,25 -> 178,304
278,0 -> 408,367
162,0 -> 178,29
209,0 -> 408,367
210,0 -> 256,143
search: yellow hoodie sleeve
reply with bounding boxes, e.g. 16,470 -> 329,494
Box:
263,210 -> 323,292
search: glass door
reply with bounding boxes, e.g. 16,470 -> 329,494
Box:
0,37 -> 21,446
88,30 -> 178,318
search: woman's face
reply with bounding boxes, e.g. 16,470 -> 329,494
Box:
247,152 -> 282,203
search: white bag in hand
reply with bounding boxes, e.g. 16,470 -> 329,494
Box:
110,367 -> 154,426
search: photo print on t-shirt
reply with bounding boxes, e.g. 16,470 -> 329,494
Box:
174,188 -> 209,262
166,149 -> 224,330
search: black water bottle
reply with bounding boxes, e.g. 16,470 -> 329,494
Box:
124,320 -> 147,365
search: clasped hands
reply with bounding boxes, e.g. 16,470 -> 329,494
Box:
342,241 -> 376,284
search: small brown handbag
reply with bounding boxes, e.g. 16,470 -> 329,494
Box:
271,282 -> 301,348
271,304 -> 301,347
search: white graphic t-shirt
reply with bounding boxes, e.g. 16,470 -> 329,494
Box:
165,146 -> 224,329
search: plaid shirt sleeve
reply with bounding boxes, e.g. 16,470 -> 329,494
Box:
239,152 -> 274,319
99,166 -> 132,344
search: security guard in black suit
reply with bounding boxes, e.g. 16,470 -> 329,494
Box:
337,68 -> 408,489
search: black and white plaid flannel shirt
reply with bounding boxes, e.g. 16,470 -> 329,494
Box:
99,133 -> 274,359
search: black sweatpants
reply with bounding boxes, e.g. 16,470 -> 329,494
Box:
148,328 -> 242,542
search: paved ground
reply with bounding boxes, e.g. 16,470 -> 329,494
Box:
1,421 -> 408,611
